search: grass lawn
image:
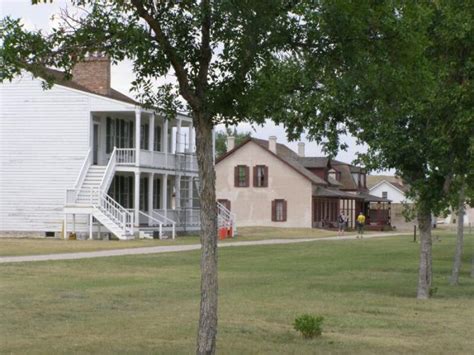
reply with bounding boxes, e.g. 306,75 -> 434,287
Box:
1,233 -> 473,354
0,227 -> 339,257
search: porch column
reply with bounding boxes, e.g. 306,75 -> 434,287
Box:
176,118 -> 182,153
162,119 -> 169,167
89,214 -> 93,240
148,173 -> 154,226
188,177 -> 194,208
149,113 -> 155,152
188,123 -> 194,153
175,174 -> 181,209
134,171 -> 140,226
135,109 -> 141,167
161,174 -> 168,217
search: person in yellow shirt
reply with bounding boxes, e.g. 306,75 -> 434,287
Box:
356,212 -> 366,238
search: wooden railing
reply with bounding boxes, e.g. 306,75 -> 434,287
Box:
115,148 -> 197,172
99,148 -> 117,193
65,148 -> 92,205
217,202 -> 237,236
116,148 -> 136,165
97,190 -> 134,235
151,210 -> 176,239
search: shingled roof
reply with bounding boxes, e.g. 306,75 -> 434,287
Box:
217,138 -> 327,186
40,67 -> 138,106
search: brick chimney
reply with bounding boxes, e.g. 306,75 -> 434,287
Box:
298,142 -> 305,157
268,136 -> 277,154
72,52 -> 111,95
226,136 -> 235,152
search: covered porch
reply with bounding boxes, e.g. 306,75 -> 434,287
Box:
312,187 -> 362,229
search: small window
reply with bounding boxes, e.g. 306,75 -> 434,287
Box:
254,165 -> 268,187
154,126 -> 162,151
272,199 -> 287,222
382,191 -> 388,199
234,165 -> 249,187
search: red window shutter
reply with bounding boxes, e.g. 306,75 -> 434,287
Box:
264,166 -> 269,187
234,166 -> 239,187
283,200 -> 287,221
245,166 -> 250,187
253,166 -> 258,187
271,200 -> 276,221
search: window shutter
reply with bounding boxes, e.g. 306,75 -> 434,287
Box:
264,166 -> 269,187
283,200 -> 287,221
234,166 -> 239,187
253,166 -> 258,187
271,200 -> 276,221
245,166 -> 250,187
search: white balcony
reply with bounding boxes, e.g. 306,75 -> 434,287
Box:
115,148 -> 198,172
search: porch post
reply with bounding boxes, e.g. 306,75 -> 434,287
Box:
161,174 -> 168,217
176,118 -> 182,153
188,177 -> 194,208
135,109 -> 141,167
149,113 -> 155,152
188,123 -> 194,153
89,214 -> 93,240
162,118 -> 169,166
64,214 -> 67,239
175,174 -> 181,209
148,173 -> 154,226
134,171 -> 140,226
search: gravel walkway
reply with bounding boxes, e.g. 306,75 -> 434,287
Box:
0,232 -> 408,264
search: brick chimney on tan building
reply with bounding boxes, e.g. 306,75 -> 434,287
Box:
72,52 -> 111,96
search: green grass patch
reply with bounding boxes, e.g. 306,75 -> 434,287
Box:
1,234 -> 473,354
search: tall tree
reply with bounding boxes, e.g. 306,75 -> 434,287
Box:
248,2 -> 473,298
1,1 -> 305,353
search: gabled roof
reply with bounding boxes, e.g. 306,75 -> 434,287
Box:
369,179 -> 409,195
216,138 -> 327,186
296,157 -> 329,168
40,68 -> 139,106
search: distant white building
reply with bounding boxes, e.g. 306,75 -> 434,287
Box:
369,179 -> 412,204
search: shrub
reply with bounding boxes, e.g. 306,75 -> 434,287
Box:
293,314 -> 324,339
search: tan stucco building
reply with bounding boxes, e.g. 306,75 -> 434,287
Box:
216,137 -> 391,229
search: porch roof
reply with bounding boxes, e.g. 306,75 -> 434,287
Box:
356,192 -> 392,203
312,186 -> 364,199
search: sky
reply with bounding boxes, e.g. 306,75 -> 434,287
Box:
1,0 -> 385,170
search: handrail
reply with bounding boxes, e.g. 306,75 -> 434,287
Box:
65,148 -> 92,204
73,148 -> 92,190
217,202 -> 237,236
99,147 -> 117,193
151,210 -> 176,239
97,189 -> 134,236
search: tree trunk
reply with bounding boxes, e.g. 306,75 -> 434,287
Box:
194,111 -> 218,355
450,185 -> 465,285
417,208 -> 433,299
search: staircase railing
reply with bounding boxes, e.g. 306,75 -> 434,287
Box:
151,210 -> 176,239
217,202 -> 237,236
65,148 -> 92,204
99,147 -> 117,193
96,189 -> 134,236
138,211 -> 175,239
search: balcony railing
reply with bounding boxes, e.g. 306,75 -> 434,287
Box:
115,148 -> 198,172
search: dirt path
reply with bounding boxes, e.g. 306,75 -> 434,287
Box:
0,232 -> 408,263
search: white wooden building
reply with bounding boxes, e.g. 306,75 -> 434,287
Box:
0,55 -> 226,239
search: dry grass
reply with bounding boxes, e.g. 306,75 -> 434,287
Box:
1,233 -> 473,354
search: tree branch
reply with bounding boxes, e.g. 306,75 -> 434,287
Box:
129,0 -> 200,111
196,0 -> 212,101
